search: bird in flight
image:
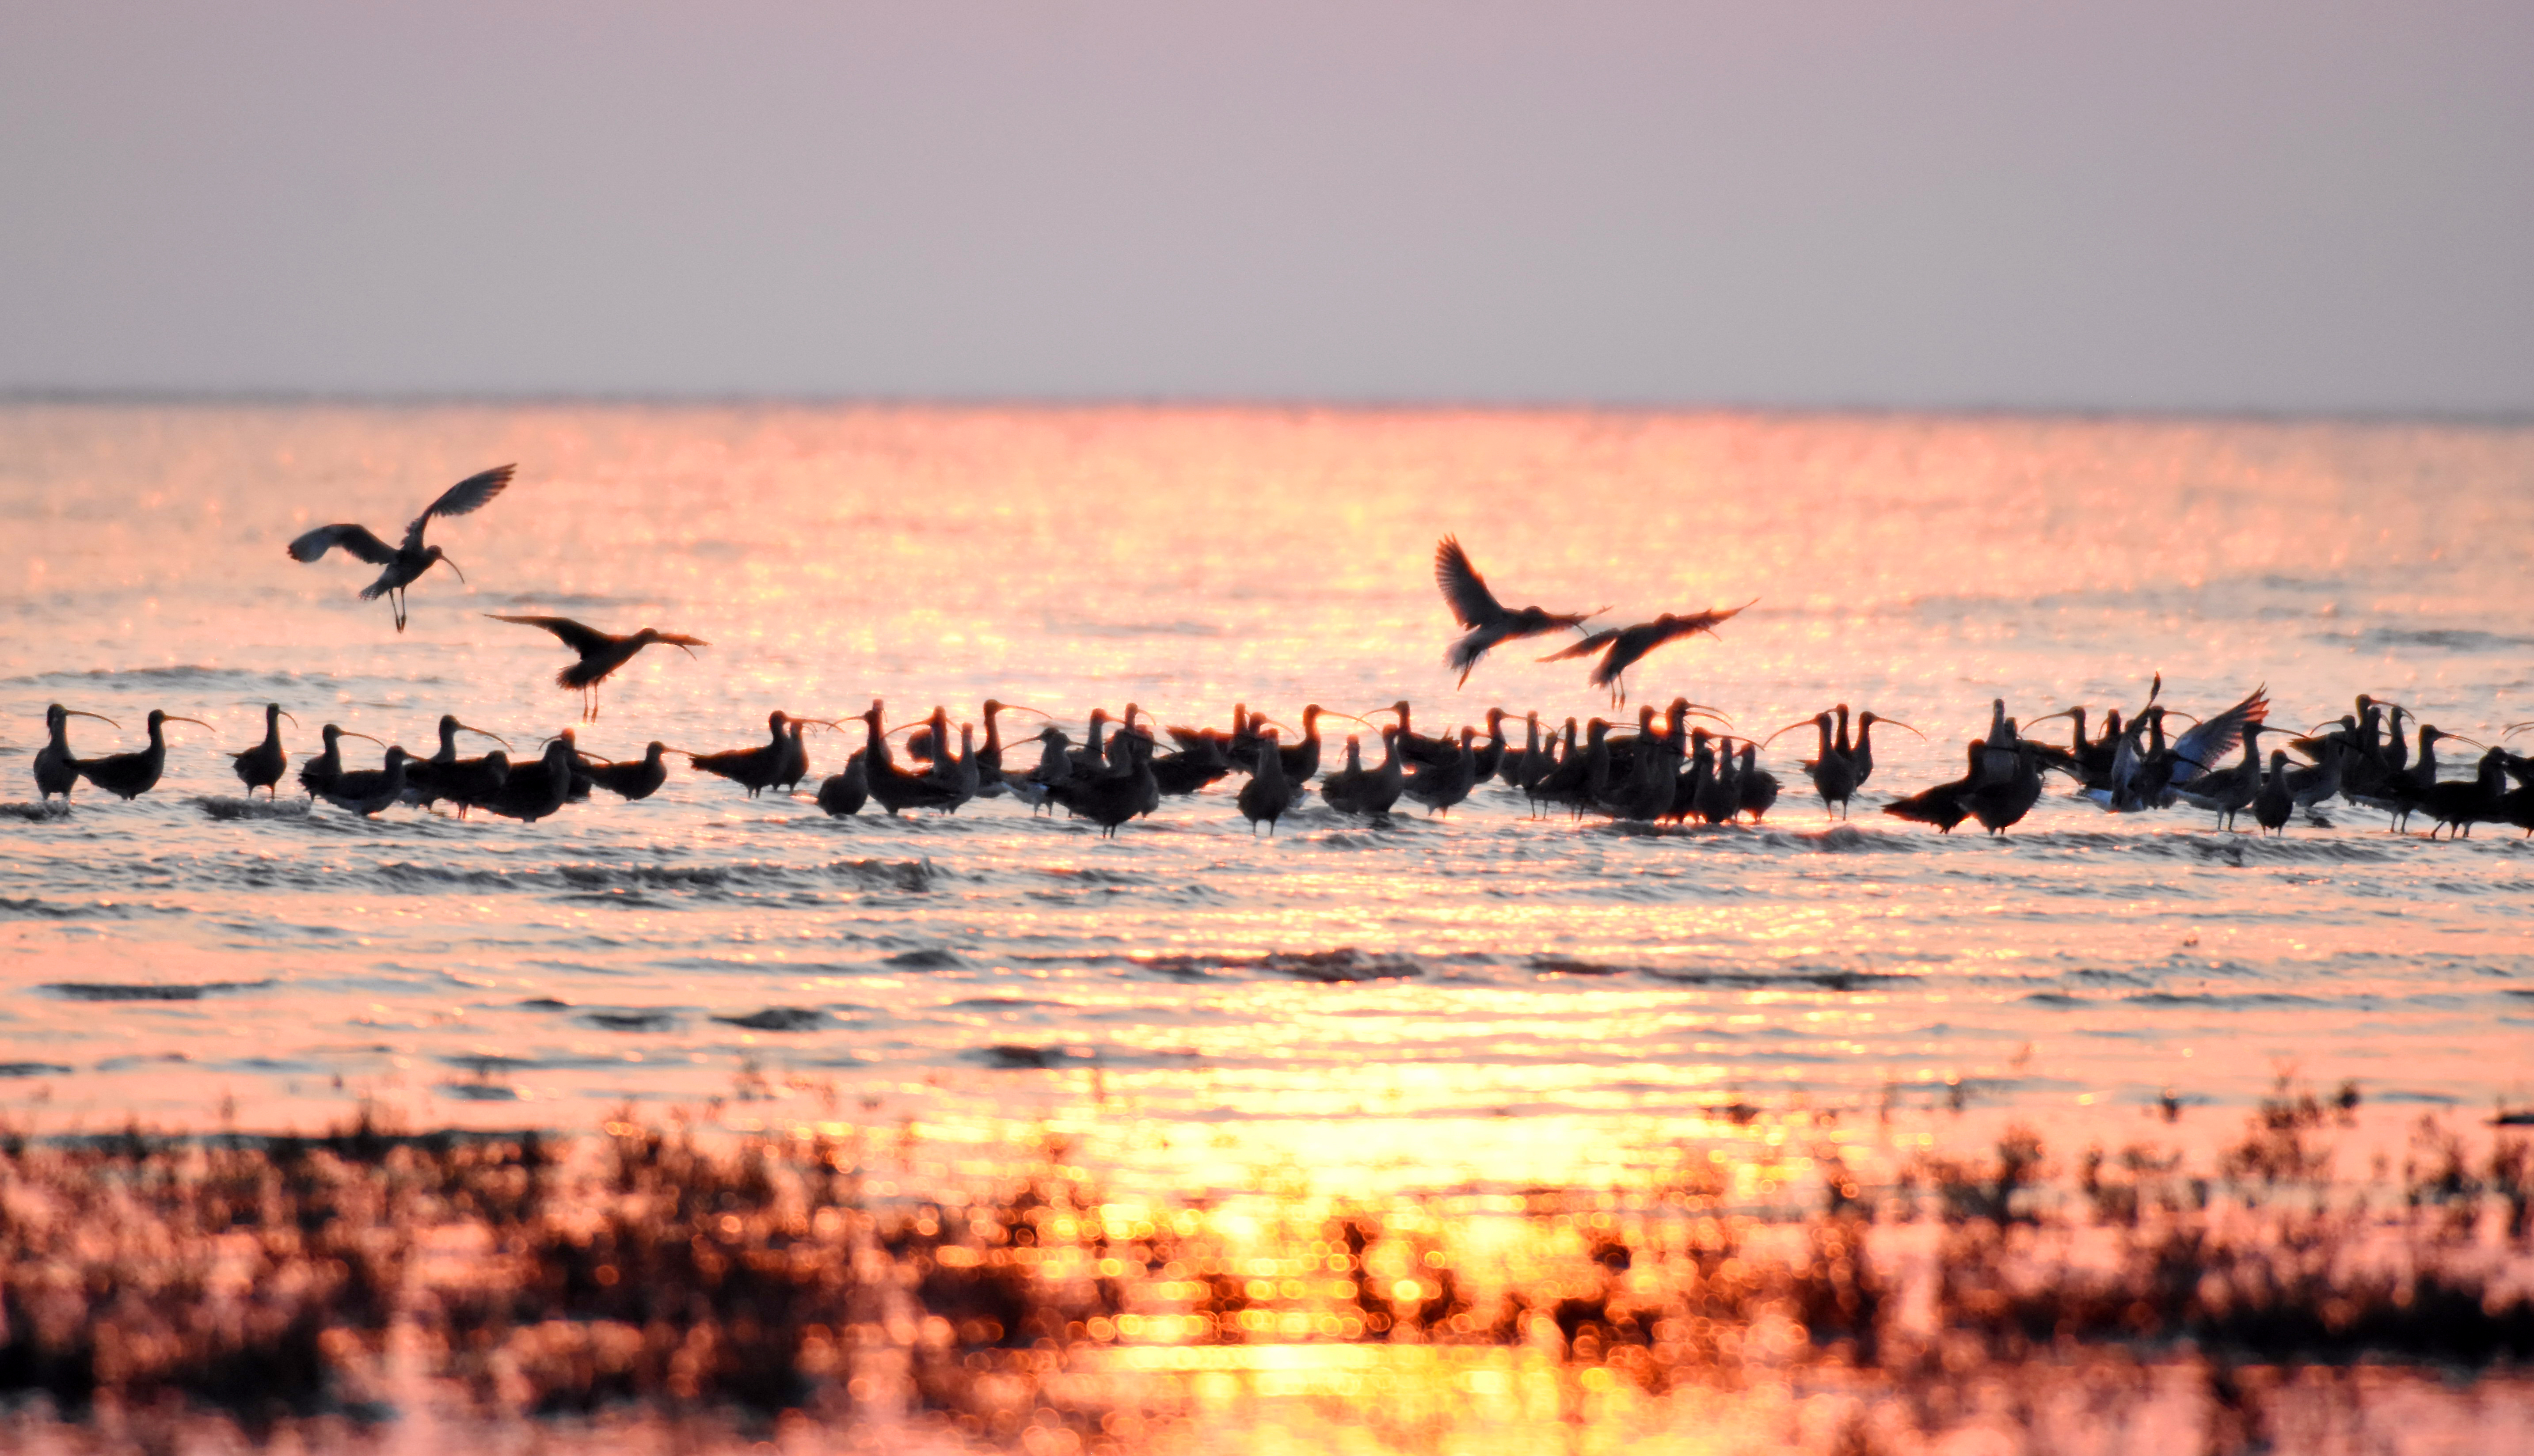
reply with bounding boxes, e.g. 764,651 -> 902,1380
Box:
1432,536 -> 1602,688
487,613 -> 708,721
1539,600 -> 1753,707
287,464 -> 515,631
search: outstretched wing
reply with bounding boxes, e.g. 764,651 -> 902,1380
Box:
1537,628 -> 1620,663
486,613 -> 611,657
1434,536 -> 1507,628
404,464 -> 516,551
288,524 -> 398,565
2167,685 -> 2269,780
1650,598 -> 1754,646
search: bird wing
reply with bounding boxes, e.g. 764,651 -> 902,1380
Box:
403,464 -> 516,551
288,523 -> 398,565
1647,599 -> 1754,645
2167,686 -> 2269,781
1537,629 -> 1620,663
486,613 -> 613,657
1434,536 -> 1508,628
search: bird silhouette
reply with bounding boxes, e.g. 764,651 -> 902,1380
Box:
487,614 -> 707,720
1432,536 -> 1602,687
287,465 -> 514,631
1538,600 -> 1753,706
33,704 -> 117,804
230,703 -> 300,799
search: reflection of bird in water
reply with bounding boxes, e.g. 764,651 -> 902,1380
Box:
34,703 -> 118,803
1432,536 -> 1602,687
287,465 -> 514,631
486,614 -> 706,721
79,710 -> 215,801
1537,600 -> 1752,707
230,703 -> 299,799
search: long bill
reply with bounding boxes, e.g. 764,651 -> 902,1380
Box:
66,709 -> 121,727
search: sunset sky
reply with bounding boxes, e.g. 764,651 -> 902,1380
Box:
2,1 -> 2527,413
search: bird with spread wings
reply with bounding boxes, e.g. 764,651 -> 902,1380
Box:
287,464 -> 515,631
1431,536 -> 1604,688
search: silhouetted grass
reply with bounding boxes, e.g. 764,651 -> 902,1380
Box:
2,1084 -> 2530,1451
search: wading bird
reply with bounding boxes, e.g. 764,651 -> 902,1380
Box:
1883,745 -> 1983,834
1432,536 -> 1602,687
585,742 -> 673,802
1238,731 -> 1290,835
229,703 -> 299,799
79,710 -> 213,801
483,740 -> 576,823
402,715 -> 510,814
33,704 -> 117,804
287,465 -> 514,631
688,711 -> 799,798
486,614 -> 707,720
1538,600 -> 1753,707
816,750 -> 868,817
299,724 -> 382,800
321,745 -> 412,818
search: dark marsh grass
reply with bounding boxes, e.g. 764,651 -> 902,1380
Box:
2,1083 -> 2530,1453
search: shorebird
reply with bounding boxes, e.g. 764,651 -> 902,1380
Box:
816,750 -> 868,817
688,711 -> 797,798
1537,600 -> 1753,707
1848,710 -> 1920,787
33,704 -> 117,804
1238,731 -> 1290,834
299,724 -> 383,799
1737,742 -> 1779,823
1054,725 -> 1155,837
584,741 -> 673,802
483,740 -> 575,823
228,703 -> 300,799
287,465 -> 514,631
1405,726 -> 1480,816
1765,711 -> 1858,819
1432,536 -> 1602,687
485,615 -> 706,720
320,745 -> 412,818
403,715 -> 510,814
78,710 -> 213,801
2252,750 -> 2297,836
1883,745 -> 1982,834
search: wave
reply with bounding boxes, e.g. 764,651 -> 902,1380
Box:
1132,947 -> 1425,982
712,1007 -> 827,1031
42,979 -> 275,1001
0,801 -> 72,822
194,795 -> 311,821
0,1062 -> 72,1077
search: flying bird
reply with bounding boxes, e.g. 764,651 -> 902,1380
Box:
486,613 -> 708,720
1538,600 -> 1753,706
287,464 -> 515,631
1432,536 -> 1603,688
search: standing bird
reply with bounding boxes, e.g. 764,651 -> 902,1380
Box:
229,703 -> 300,799
1432,536 -> 1603,687
320,746 -> 413,818
1883,745 -> 1984,834
33,704 -> 118,804
816,750 -> 869,817
1238,731 -> 1291,835
687,711 -> 796,798
1537,600 -> 1753,707
299,724 -> 384,800
78,710 -> 214,801
486,614 -> 707,721
585,742 -> 673,802
2252,750 -> 2297,836
287,465 -> 514,631
1405,727 -> 1481,816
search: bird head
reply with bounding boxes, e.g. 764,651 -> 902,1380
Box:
425,546 -> 464,583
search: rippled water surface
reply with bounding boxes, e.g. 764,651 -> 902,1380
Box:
4,404 -> 2533,1191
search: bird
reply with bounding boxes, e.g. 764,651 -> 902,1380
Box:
584,742 -> 673,802
1432,536 -> 1602,687
1052,725 -> 1156,837
77,710 -> 213,801
33,704 -> 117,804
482,740 -> 576,823
1883,744 -> 1983,833
287,465 -> 514,631
1966,742 -> 2049,836
815,750 -> 868,817
1238,731 -> 1291,835
320,745 -> 413,818
2252,750 -> 2297,836
298,724 -> 384,800
1765,711 -> 1859,819
2421,747 -> 2510,840
1737,742 -> 1779,823
687,711 -> 796,798
485,614 -> 707,720
1848,710 -> 1920,787
402,715 -> 511,814
228,703 -> 300,799
856,703 -> 963,816
1405,726 -> 1481,816
1537,600 -> 1753,707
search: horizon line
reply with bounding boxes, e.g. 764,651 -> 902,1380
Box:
2,385 -> 2529,431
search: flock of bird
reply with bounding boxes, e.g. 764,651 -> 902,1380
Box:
19,469 -> 2534,842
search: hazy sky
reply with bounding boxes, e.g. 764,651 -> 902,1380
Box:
3,2 -> 2528,413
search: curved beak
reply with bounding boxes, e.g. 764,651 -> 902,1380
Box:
278,710 -> 302,730
1874,716 -> 1927,741
165,716 -> 214,732
1758,718 -> 1819,749
1679,703 -> 1734,726
458,722 -> 512,749
2024,708 -> 2079,729
997,703 -> 1053,720
2504,722 -> 2534,739
65,710 -> 120,727
441,556 -> 466,585
342,730 -> 385,746
2445,734 -> 2489,750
